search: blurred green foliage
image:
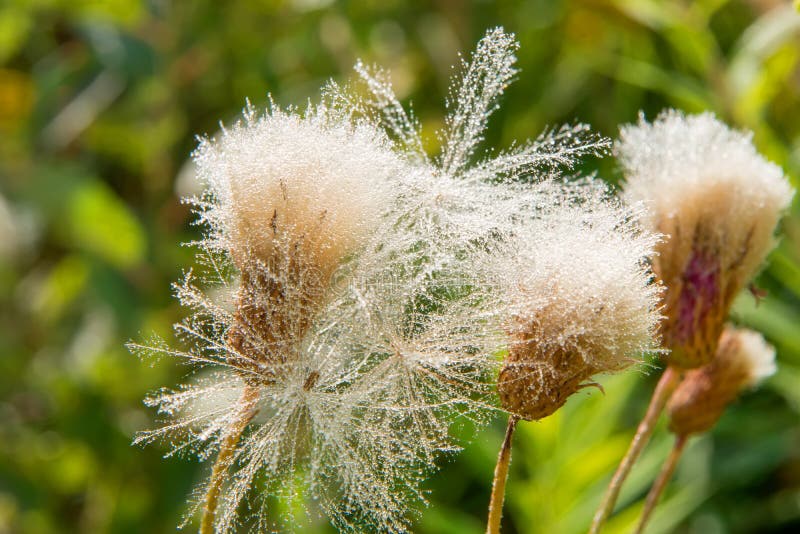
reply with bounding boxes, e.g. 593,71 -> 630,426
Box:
1,1 -> 799,533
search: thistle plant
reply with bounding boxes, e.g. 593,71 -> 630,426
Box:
132,106 -> 495,533
131,27 -> 624,534
667,327 -> 776,436
591,111 -> 794,533
495,193 -> 662,421
336,32 -> 667,534
618,111 -> 792,370
131,104 -> 423,532
635,326 -> 776,533
342,35 -> 667,532
485,183 -> 663,534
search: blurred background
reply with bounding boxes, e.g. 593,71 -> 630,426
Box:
1,1 -> 799,533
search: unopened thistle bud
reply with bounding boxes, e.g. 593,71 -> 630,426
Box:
497,189 -> 662,420
668,326 -> 776,436
618,110 -> 793,368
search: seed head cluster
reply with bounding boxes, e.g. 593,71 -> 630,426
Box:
132,28 -> 672,533
617,110 -> 793,368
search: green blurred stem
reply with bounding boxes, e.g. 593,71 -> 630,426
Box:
486,415 -> 519,534
589,366 -> 681,534
200,384 -> 260,534
634,434 -> 687,534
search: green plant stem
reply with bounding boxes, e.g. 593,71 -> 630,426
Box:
589,366 -> 681,534
486,415 -> 519,534
634,434 -> 687,534
200,383 -> 260,534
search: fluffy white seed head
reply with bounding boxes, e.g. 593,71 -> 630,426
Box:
494,181 -> 663,420
617,110 -> 793,368
619,110 -> 792,249
192,102 -> 398,280
189,104 -> 408,381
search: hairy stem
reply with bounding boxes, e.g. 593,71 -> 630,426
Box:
634,435 -> 688,534
486,416 -> 519,534
589,366 -> 681,533
200,383 -> 260,534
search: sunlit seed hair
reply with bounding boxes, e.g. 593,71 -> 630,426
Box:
618,110 -> 794,368
329,27 -> 610,253
667,326 -> 776,436
495,181 -> 663,421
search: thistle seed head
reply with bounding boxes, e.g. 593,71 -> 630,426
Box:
190,104 -> 402,377
667,325 -> 776,436
496,182 -> 663,420
192,102 -> 398,283
618,110 -> 793,368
